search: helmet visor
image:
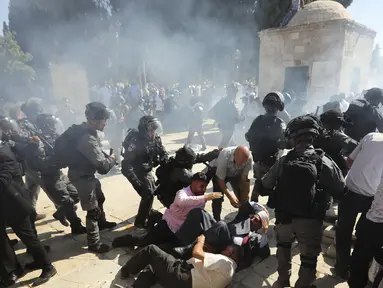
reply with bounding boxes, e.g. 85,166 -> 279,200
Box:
147,119 -> 163,137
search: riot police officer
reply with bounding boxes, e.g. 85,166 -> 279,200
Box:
344,87 -> 383,141
316,109 -> 358,176
64,102 -> 117,253
35,113 -> 86,234
155,145 -> 219,208
211,83 -> 244,148
17,98 -> 46,215
122,115 -> 168,228
246,92 -> 286,202
256,115 -> 345,288
186,97 -> 207,150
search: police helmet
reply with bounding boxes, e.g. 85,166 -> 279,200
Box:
20,98 -> 44,118
282,92 -> 292,105
138,115 -> 163,137
285,115 -> 322,140
364,88 -> 383,105
175,145 -> 197,167
0,116 -> 19,133
262,92 -> 285,111
36,113 -> 59,133
320,109 -> 344,126
85,102 -> 110,121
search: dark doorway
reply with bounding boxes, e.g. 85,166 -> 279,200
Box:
284,66 -> 309,99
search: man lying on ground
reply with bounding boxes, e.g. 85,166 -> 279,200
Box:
120,235 -> 242,288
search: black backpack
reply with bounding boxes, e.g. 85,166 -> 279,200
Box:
275,149 -> 323,218
54,124 -> 87,168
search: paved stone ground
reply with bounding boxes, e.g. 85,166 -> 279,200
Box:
7,127 -> 349,288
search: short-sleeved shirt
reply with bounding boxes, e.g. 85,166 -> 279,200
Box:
346,133 -> 383,197
210,147 -> 253,180
188,253 -> 236,288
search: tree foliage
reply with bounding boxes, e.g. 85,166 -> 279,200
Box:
0,32 -> 36,100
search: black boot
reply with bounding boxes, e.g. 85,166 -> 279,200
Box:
32,265 -> 57,287
88,243 -> 110,254
98,220 -> 117,230
53,209 -> 69,227
71,223 -> 87,235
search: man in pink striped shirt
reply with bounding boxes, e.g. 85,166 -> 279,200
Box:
112,172 -> 222,248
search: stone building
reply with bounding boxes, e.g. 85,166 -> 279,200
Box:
258,0 -> 376,109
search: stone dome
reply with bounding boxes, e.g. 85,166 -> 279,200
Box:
287,0 -> 352,27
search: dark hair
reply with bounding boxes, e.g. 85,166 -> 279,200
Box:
191,172 -> 209,183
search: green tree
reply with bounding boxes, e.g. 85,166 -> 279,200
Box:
0,32 -> 36,100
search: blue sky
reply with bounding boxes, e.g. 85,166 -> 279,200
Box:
0,0 -> 382,45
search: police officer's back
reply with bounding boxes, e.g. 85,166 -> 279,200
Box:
257,115 -> 345,288
121,115 -> 167,228
344,88 -> 383,141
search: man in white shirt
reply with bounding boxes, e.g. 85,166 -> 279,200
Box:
348,178 -> 383,288
336,132 -> 383,278
120,235 -> 241,288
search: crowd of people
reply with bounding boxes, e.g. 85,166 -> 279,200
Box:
1,83 -> 383,288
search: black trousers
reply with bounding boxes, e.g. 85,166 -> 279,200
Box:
0,214 -> 51,276
121,244 -> 192,288
113,219 -> 180,248
212,176 -> 241,221
42,173 -> 81,227
348,218 -> 383,288
133,172 -> 157,226
176,208 -> 218,245
335,190 -> 374,272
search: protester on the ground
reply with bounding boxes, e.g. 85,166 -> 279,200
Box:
119,235 -> 242,288
112,172 -> 221,248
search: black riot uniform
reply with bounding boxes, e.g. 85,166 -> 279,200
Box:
63,102 -> 117,253
0,140 -> 57,287
246,92 -> 286,202
186,97 -> 207,150
315,109 -> 358,177
255,115 -> 345,288
344,88 -> 383,141
34,113 -> 86,234
122,116 -> 168,228
155,145 -> 219,208
210,83 -> 244,148
17,99 -> 46,209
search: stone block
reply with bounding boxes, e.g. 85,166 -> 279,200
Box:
290,32 -> 300,40
294,46 -> 305,54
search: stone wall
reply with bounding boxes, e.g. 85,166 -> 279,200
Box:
259,19 -> 375,110
339,22 -> 376,95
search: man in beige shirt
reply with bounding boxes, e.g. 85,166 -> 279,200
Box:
120,235 -> 242,288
